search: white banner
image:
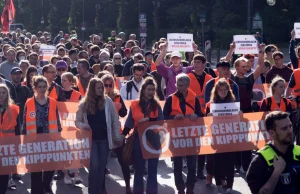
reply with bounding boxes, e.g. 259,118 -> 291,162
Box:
294,23 -> 300,39
40,44 -> 56,56
233,35 -> 258,54
167,33 -> 193,52
210,102 -> 240,116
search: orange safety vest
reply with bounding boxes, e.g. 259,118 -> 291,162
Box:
68,89 -> 81,102
170,89 -> 196,116
293,69 -> 300,97
131,100 -> 158,128
114,77 -> 121,90
25,97 -> 58,135
151,61 -> 157,72
77,79 -> 85,96
114,95 -> 122,113
49,84 -> 58,100
188,72 -> 213,114
0,104 -> 19,137
263,96 -> 290,112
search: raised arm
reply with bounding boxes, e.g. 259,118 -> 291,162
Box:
253,44 -> 265,81
155,42 -> 168,66
290,30 -> 298,69
225,42 -> 235,63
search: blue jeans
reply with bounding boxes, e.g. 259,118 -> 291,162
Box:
173,155 -> 197,194
88,140 -> 110,194
133,134 -> 158,194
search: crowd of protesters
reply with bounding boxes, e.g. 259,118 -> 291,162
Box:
0,27 -> 299,194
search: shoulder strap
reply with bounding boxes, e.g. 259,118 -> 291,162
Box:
267,97 -> 272,111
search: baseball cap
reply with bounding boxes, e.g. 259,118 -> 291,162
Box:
216,61 -> 230,68
124,48 -> 131,54
10,67 -> 22,74
64,34 -> 69,38
55,60 -> 67,69
119,32 -> 125,37
171,51 -> 182,59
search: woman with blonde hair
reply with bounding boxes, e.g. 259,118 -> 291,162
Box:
100,74 -> 131,193
61,72 -> 81,102
206,78 -> 237,194
75,78 -> 123,194
260,75 -> 292,113
0,84 -> 20,194
23,75 -> 62,194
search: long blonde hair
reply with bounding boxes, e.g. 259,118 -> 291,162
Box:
210,78 -> 235,103
61,72 -> 78,87
81,78 -> 106,115
100,74 -> 119,100
270,75 -> 285,95
0,84 -> 15,120
32,75 -> 49,96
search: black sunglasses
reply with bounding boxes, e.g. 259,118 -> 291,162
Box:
104,84 -> 113,88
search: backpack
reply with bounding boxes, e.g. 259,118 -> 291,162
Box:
126,80 -> 139,100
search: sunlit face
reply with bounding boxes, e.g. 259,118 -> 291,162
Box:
61,76 -> 71,89
11,72 -> 22,84
0,88 -> 8,104
113,55 -> 122,65
131,48 -> 140,55
29,55 -> 38,66
193,59 -> 205,72
104,65 -> 114,75
274,55 -> 284,67
217,67 -> 230,78
44,66 -> 57,82
56,67 -> 66,77
35,81 -> 47,96
133,70 -> 144,83
7,51 -> 16,62
100,53 -> 109,62
176,80 -> 188,94
171,56 -> 182,67
104,80 -> 113,94
217,85 -> 229,99
77,63 -> 87,76
143,85 -> 156,101
272,81 -> 285,96
236,61 -> 248,75
95,82 -> 104,97
20,62 -> 29,73
270,118 -> 293,145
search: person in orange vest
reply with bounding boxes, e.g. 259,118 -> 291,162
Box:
163,73 -> 203,194
101,73 -> 131,194
205,78 -> 237,194
103,62 -> 123,90
75,78 -> 124,194
61,72 -> 81,102
145,51 -> 156,72
76,59 -> 94,96
22,75 -> 62,194
260,76 -> 292,113
42,64 -> 66,101
122,77 -> 163,194
0,84 -> 20,194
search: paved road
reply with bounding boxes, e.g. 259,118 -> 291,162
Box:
7,157 -> 251,194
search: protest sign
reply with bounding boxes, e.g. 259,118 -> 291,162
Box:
0,130 -> 91,175
210,102 -> 240,116
233,35 -> 258,54
40,44 -> 56,61
167,33 -> 193,52
57,102 -> 78,131
294,23 -> 300,39
138,112 -> 270,159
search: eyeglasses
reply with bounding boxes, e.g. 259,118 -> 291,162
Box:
57,68 -> 66,71
104,84 -> 113,88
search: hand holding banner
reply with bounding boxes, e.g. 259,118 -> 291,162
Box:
210,102 -> 240,116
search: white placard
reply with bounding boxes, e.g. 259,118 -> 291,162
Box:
40,44 -> 56,56
233,35 -> 258,54
294,23 -> 300,39
210,102 -> 240,116
167,33 -> 193,52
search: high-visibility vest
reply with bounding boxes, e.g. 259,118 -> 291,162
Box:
151,61 -> 157,72
114,77 -> 122,90
131,100 -> 158,128
68,89 -> 81,102
77,79 -> 85,96
293,69 -> 300,97
0,104 -> 19,137
262,96 -> 290,112
188,72 -> 212,114
49,84 -> 58,100
114,95 -> 122,112
25,97 -> 58,135
257,144 -> 300,166
170,89 -> 196,116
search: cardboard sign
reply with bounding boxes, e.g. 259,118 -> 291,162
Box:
294,23 -> 300,39
210,102 -> 240,116
137,112 -> 270,159
40,44 -> 56,61
233,35 -> 258,54
167,33 -> 193,52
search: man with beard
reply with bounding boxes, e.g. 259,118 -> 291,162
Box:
246,111 -> 300,194
89,45 -> 100,67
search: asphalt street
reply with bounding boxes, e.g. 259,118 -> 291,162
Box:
7,157 -> 251,194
